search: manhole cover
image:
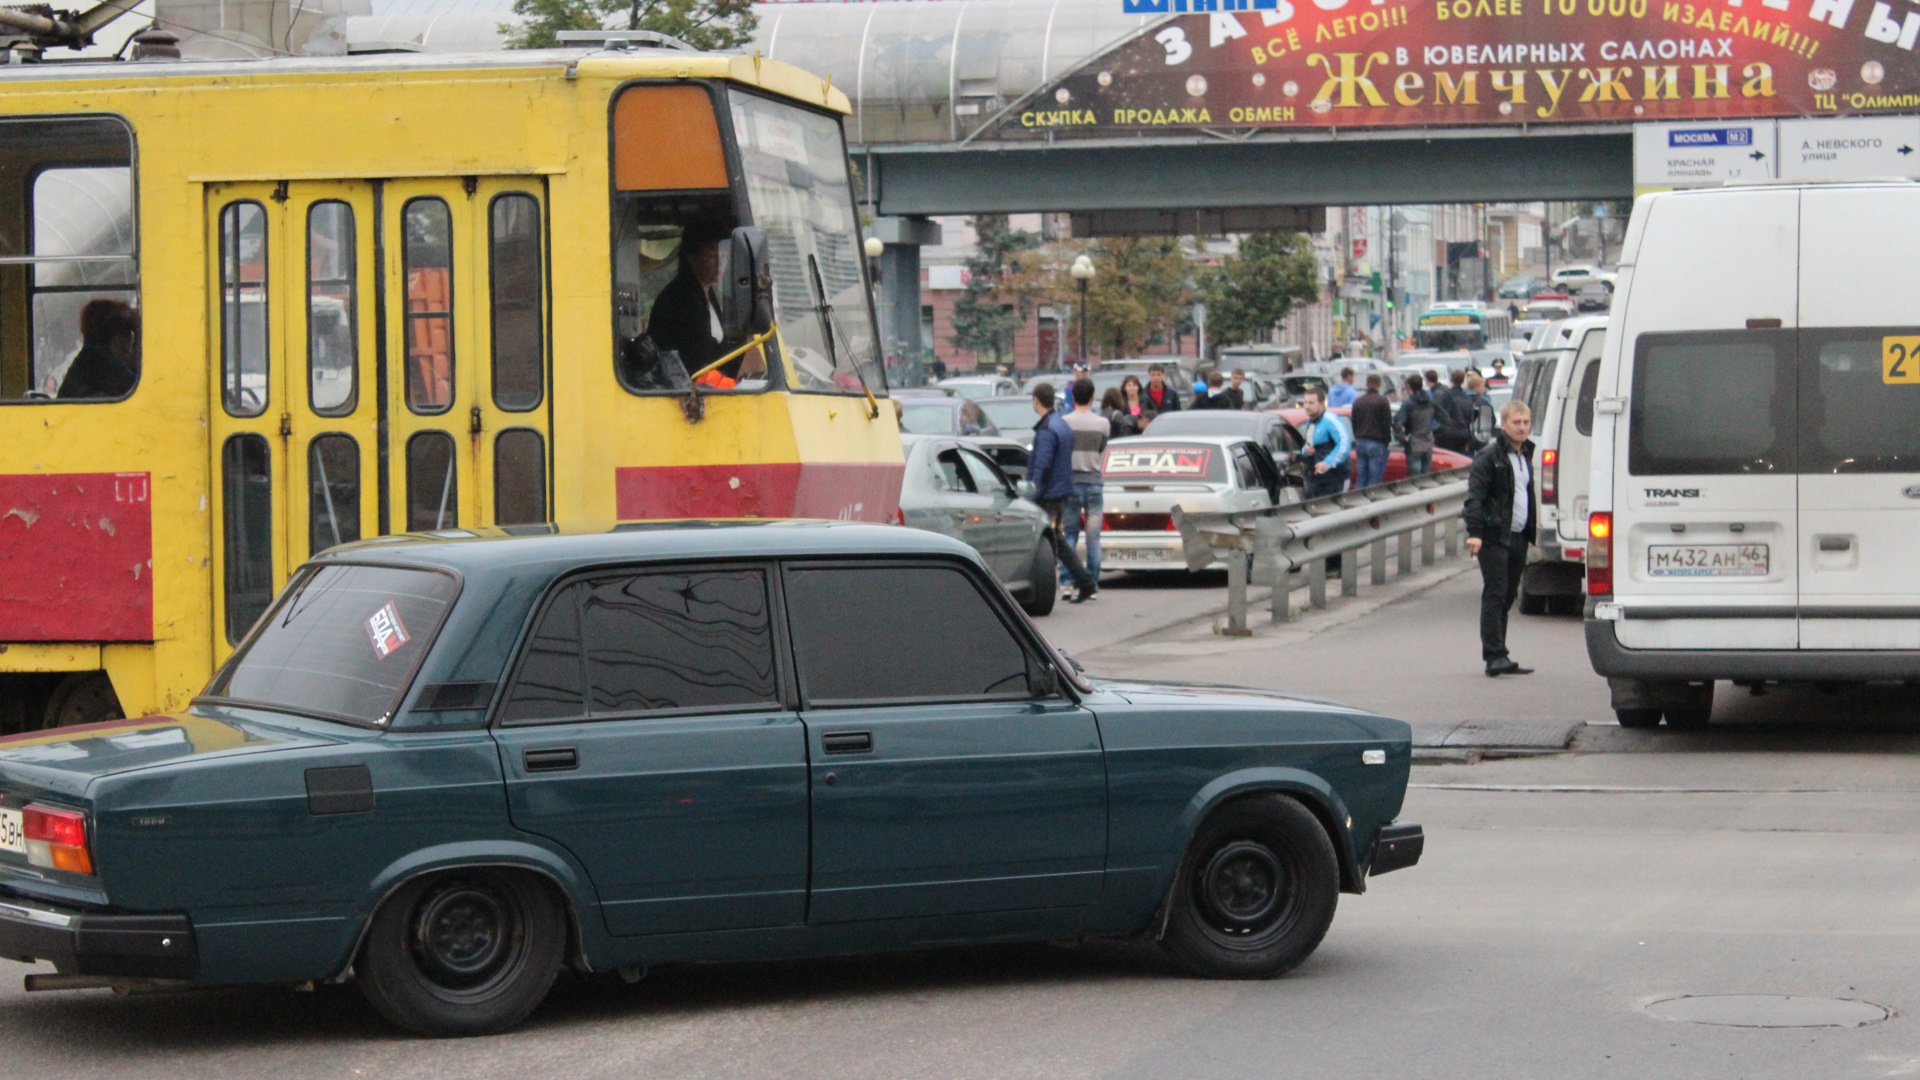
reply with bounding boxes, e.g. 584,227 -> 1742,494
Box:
1646,995 -> 1891,1029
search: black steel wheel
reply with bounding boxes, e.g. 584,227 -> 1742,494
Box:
41,672 -> 123,731
358,871 -> 566,1037
1162,796 -> 1339,979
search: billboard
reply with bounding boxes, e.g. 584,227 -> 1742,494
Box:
1006,0 -> 1920,136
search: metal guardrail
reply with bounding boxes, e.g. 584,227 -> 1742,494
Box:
1172,468 -> 1471,636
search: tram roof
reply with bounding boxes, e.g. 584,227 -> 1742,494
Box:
0,47 -> 852,113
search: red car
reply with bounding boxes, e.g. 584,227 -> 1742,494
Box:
1274,406 -> 1471,487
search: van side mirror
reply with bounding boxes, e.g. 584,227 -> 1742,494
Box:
724,226 -> 773,341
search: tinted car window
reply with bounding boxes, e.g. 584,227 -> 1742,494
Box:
1230,444 -> 1260,489
581,570 -> 778,715
1629,331 -> 1795,475
1801,330 -> 1920,474
208,564 -> 457,724
500,586 -> 585,723
1573,359 -> 1602,437
786,564 -> 1029,704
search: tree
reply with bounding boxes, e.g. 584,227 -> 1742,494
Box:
504,0 -> 757,52
948,214 -> 1041,367
1082,236 -> 1192,359
1196,232 -> 1321,355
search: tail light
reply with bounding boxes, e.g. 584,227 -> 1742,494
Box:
1540,449 -> 1558,505
1586,511 -> 1612,597
23,804 -> 92,875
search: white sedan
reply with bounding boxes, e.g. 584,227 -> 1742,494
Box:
1099,435 -> 1287,571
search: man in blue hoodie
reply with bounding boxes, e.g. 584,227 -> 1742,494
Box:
1030,383 -> 1098,603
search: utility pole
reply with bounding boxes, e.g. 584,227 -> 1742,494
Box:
1385,213 -> 1399,363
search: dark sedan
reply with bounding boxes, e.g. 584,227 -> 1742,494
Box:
0,524 -> 1422,1037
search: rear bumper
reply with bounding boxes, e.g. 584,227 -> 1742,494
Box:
0,894 -> 195,979
1366,822 -> 1423,877
1585,618 -> 1920,681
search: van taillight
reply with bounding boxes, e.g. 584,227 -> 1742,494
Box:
23,804 -> 92,875
1587,512 -> 1612,597
1541,449 -> 1558,505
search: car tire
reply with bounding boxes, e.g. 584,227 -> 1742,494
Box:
40,671 -> 123,731
1020,538 -> 1057,618
1615,708 -> 1662,729
1161,796 -> 1339,980
357,870 -> 567,1037
1663,707 -> 1711,729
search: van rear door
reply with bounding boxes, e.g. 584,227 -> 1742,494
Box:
1612,189 -> 1800,651
1795,187 -> 1920,650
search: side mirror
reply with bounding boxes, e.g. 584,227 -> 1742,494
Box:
1015,479 -> 1036,501
1028,662 -> 1059,699
723,226 -> 774,341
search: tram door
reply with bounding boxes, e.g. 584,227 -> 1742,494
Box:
207,179 -> 552,656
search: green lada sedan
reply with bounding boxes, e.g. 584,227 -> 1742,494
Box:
0,522 -> 1421,1037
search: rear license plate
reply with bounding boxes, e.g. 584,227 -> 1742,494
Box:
1647,544 -> 1769,577
1106,546 -> 1174,563
0,808 -> 23,855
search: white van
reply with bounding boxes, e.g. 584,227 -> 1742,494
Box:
1585,182 -> 1920,728
1511,314 -> 1606,615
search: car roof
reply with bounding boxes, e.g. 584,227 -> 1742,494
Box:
1139,411 -> 1274,435
312,520 -> 972,575
1108,433 -> 1253,449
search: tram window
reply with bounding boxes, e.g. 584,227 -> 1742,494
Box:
219,201 -> 269,417
2,116 -> 139,403
308,202 -> 357,416
729,93 -> 885,397
489,193 -> 544,411
494,428 -> 547,526
403,198 -> 454,414
406,430 -> 458,531
308,434 -> 361,555
609,200 -> 769,395
222,434 -> 274,644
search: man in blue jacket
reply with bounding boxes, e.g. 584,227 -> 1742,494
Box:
1030,383 -> 1098,603
1298,387 -> 1353,499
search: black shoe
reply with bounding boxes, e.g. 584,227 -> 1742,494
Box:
1485,658 -> 1534,677
1069,584 -> 1098,604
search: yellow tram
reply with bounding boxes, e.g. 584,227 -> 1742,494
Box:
0,46 -> 903,730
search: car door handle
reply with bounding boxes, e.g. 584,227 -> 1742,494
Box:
821,731 -> 873,754
523,747 -> 578,772
1818,536 -> 1852,552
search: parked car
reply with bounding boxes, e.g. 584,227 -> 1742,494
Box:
937,375 -> 1021,400
898,396 -> 999,438
1100,435 -> 1287,570
976,395 -> 1039,448
1131,409 -> 1306,477
1276,407 -> 1472,487
1497,274 -> 1543,299
891,386 -> 960,398
899,435 -> 1054,616
0,522 -> 1421,1035
1509,314 -> 1606,616
1549,264 -> 1615,290
1572,283 -> 1612,313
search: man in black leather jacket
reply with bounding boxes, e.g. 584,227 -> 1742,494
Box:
1463,401 -> 1537,677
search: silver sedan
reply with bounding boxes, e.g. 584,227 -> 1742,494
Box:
897,435 -> 1058,616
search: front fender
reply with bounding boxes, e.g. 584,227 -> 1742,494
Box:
1169,767 -> 1362,896
332,837 -> 609,978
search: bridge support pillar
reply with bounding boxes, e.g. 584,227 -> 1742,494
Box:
869,216 -> 941,388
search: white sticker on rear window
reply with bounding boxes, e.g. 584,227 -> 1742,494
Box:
367,602 -> 411,659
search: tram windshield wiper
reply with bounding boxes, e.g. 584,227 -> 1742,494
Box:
807,253 -> 878,418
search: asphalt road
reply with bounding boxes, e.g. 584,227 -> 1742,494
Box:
3,570 -> 1918,1077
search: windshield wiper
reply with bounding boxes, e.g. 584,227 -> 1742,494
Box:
808,253 -> 879,419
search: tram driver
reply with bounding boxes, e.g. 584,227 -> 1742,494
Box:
57,298 -> 140,400
646,224 -> 766,389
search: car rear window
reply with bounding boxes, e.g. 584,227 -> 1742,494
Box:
1103,442 -> 1228,482
1629,331 -> 1795,476
1801,330 -> 1920,474
206,563 -> 458,724
899,403 -> 956,435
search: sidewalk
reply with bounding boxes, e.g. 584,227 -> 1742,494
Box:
1063,561 -> 1608,756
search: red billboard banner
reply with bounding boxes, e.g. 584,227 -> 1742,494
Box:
1005,0 -> 1920,135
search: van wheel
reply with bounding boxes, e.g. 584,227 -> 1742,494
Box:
1019,539 -> 1058,618
1161,796 -> 1339,980
357,870 -> 566,1037
1517,576 -> 1548,616
1615,708 -> 1662,729
41,672 -> 123,731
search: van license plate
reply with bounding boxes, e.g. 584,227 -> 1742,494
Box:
1647,544 -> 1769,577
0,809 -> 24,854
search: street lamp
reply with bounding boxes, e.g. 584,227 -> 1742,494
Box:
1069,254 -> 1095,367
863,235 -> 887,378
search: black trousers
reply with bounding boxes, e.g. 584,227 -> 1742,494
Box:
1477,537 -> 1529,662
1037,497 -> 1095,590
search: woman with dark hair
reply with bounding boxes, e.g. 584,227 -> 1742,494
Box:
1101,386 -> 1139,437
57,298 -> 140,400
